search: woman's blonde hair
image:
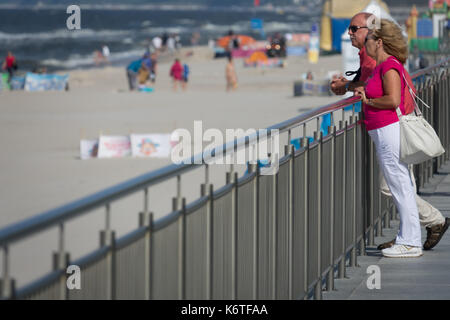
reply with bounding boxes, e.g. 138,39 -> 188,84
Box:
370,19 -> 408,64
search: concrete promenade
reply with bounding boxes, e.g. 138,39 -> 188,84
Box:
323,161 -> 450,300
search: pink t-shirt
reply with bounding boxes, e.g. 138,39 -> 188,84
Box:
364,56 -> 405,131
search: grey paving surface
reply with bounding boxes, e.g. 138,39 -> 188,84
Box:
323,161 -> 450,300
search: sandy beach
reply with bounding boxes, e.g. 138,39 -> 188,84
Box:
0,46 -> 344,286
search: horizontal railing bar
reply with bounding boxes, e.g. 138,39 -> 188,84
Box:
115,226 -> 147,251
1,58 -> 447,247
152,209 -> 182,232
71,246 -> 109,270
322,134 -> 334,143
411,57 -> 450,78
294,146 -> 307,158
212,183 -> 233,200
185,196 -> 209,215
15,269 -> 62,300
278,154 -> 291,166
237,171 -> 257,187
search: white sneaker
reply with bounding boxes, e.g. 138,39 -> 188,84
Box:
382,244 -> 423,258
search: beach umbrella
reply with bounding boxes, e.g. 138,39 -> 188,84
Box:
216,35 -> 257,48
247,51 -> 268,62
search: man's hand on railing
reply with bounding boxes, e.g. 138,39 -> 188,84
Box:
354,87 -> 368,104
330,76 -> 348,95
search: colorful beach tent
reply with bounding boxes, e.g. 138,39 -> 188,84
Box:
320,0 -> 390,52
246,51 -> 268,63
216,35 -> 256,48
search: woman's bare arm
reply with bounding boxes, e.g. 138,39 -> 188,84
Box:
367,69 -> 402,109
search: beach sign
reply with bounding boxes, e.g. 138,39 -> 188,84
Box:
130,134 -> 172,158
80,139 -> 99,160
24,72 -> 69,92
0,73 -> 10,91
97,135 -> 131,158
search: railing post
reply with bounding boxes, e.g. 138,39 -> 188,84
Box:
338,121 -> 347,279
138,187 -> 153,300
226,171 -> 238,300
100,203 -> 115,300
178,198 -> 186,300
248,162 -> 259,300
368,140 -> 375,246
314,131 -> 322,300
302,134 -> 309,299
359,112 -> 367,257
201,175 -> 213,301
286,144 -> 294,300
0,245 -> 15,300
176,175 -> 182,210
52,223 -> 69,300
384,197 -> 390,230
326,126 -> 336,292
350,116 -> 358,268
272,155 -> 277,300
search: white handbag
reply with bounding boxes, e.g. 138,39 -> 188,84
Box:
396,72 -> 445,165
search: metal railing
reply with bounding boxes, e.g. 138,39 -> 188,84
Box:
0,57 -> 449,300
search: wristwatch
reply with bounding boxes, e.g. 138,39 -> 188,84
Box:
344,81 -> 350,92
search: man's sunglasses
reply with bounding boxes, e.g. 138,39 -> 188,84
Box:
348,25 -> 368,33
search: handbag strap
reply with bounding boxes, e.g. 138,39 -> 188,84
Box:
391,59 -> 431,117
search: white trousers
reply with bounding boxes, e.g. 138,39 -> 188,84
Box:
380,166 -> 445,228
368,122 -> 422,247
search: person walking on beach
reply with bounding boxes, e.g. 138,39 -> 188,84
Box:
331,13 -> 449,252
152,36 -> 162,51
102,44 -> 111,65
226,56 -> 237,91
126,58 -> 142,91
150,52 -> 158,84
169,58 -> 183,91
2,51 -> 17,84
182,63 -> 189,90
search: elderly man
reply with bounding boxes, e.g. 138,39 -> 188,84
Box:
330,12 -> 449,251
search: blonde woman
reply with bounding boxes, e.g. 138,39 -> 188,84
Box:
354,19 -> 422,258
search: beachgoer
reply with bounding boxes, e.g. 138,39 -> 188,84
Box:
102,45 -> 110,64
331,13 -> 449,252
162,33 -> 169,51
354,19 -> 421,258
169,58 -> 183,91
126,58 -> 142,91
138,53 -> 152,86
174,34 -> 182,51
167,35 -> 176,54
150,52 -> 158,83
152,36 -> 162,51
226,56 -> 237,91
138,64 -> 150,86
2,51 -> 17,83
182,63 -> 189,90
